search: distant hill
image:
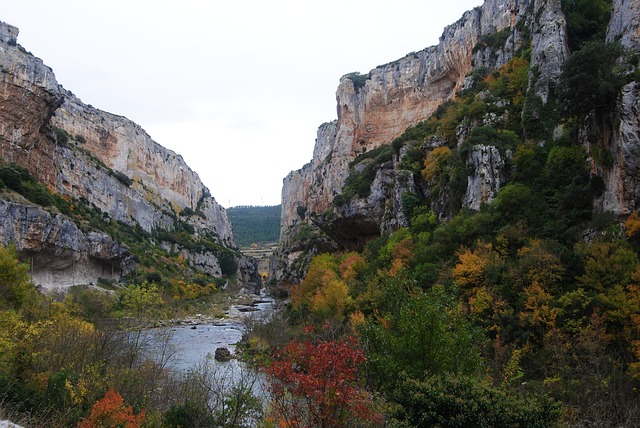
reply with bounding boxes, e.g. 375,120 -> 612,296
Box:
227,205 -> 281,246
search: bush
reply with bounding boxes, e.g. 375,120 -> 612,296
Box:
344,72 -> 370,90
164,401 -> 214,427
53,126 -> 69,146
110,170 -> 133,187
473,28 -> 511,54
389,374 -> 561,428
562,0 -> 613,50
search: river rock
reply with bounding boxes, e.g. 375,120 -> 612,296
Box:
214,347 -> 233,362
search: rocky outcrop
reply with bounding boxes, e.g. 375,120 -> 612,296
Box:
50,91 -> 233,245
465,145 -> 508,211
0,21 -> 239,287
0,24 -> 63,188
594,0 -> 640,215
273,0 -> 640,284
607,0 -> 640,52
528,0 -> 570,102
0,198 -> 132,289
274,0 -> 531,281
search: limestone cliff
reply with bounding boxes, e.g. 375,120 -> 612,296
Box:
274,0 -> 533,284
273,0 -> 640,285
0,197 -> 133,289
594,0 -> 640,216
0,21 -> 239,288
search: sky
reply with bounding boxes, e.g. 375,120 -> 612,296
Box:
1,0 -> 483,208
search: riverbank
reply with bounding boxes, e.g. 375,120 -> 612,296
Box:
156,291 -> 275,328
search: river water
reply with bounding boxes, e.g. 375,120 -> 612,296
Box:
146,296 -> 275,372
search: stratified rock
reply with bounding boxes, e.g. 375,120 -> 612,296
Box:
0,199 -> 132,289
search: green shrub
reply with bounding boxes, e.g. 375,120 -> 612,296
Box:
562,0 -> 613,50
389,374 -> 561,428
560,41 -> 625,118
344,72 -> 370,90
110,170 -> 133,187
336,145 -> 394,204
473,28 -> 511,54
53,126 -> 69,146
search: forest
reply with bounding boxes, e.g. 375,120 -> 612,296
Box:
226,206 -> 281,247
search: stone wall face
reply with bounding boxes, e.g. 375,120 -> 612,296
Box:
0,21 -> 237,287
273,0 -> 640,283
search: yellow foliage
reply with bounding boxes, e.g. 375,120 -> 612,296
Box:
66,377 -> 89,406
422,146 -> 451,183
177,282 -> 217,300
519,281 -> 558,329
625,211 -> 640,239
469,286 -> 494,316
453,242 -> 500,290
0,310 -> 27,375
292,253 -> 338,313
453,248 -> 485,289
349,310 -> 365,328
502,348 -> 525,385
310,278 -> 352,321
516,239 -> 565,292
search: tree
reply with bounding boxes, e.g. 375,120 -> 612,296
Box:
560,41 -> 625,118
116,282 -> 165,369
291,254 -> 356,323
0,245 -> 36,310
360,283 -> 483,392
388,373 -> 560,428
77,388 -> 145,428
262,326 -> 382,428
562,0 -> 613,50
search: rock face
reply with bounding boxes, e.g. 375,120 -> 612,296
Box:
596,0 -> 640,216
273,0 -> 640,284
0,21 -> 238,288
464,145 -> 507,211
0,199 -> 132,289
274,0 -> 533,283
50,91 -> 233,244
528,0 -> 570,102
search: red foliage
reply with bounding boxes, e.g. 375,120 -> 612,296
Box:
77,389 -> 145,428
262,326 -> 382,427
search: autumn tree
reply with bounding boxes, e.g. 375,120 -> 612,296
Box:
77,388 -> 145,428
262,326 -> 382,428
291,253 -> 354,323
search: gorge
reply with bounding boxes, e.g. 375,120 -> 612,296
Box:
2,0 -> 640,426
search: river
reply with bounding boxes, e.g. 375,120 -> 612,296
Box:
146,295 -> 275,373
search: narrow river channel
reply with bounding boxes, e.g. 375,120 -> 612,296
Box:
146,295 -> 274,372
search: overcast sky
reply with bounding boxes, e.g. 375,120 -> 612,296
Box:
2,0 -> 482,207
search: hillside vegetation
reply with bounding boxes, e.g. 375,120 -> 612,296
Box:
227,205 -> 281,246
